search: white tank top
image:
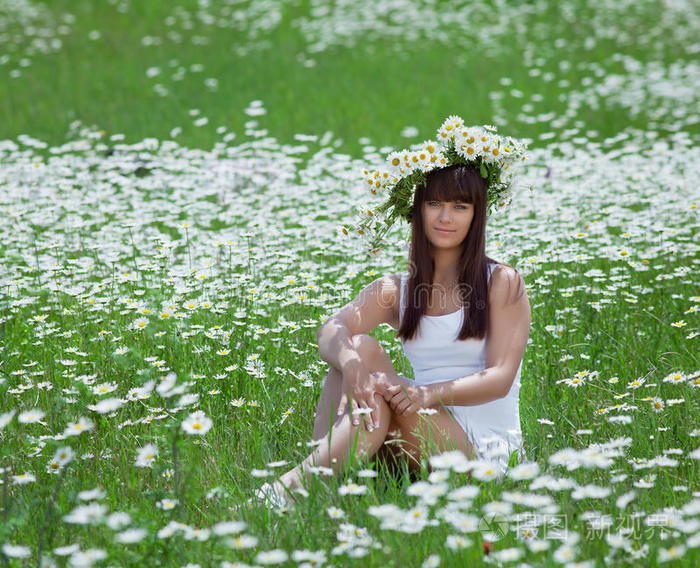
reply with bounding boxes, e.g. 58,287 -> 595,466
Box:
398,262 -> 523,451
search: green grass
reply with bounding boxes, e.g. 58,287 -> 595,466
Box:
1,0 -> 697,155
0,0 -> 699,566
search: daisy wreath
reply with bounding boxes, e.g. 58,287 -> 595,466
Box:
350,115 -> 529,251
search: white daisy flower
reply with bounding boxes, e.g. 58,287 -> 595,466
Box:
338,483 -> 368,496
212,521 -> 247,536
63,502 -> 108,525
0,410 -> 16,430
429,450 -> 470,472
78,488 -> 105,501
571,484 -> 611,500
256,549 -> 288,565
135,443 -> 158,468
662,371 -> 686,384
13,473 -> 36,485
181,410 -> 213,435
116,528 -> 148,544
50,446 -> 75,469
507,462 -> 540,480
88,397 -> 124,414
650,397 -> 665,412
1,544 -> 31,558
92,382 -> 118,395
446,534 -> 471,550
63,417 -> 94,437
18,408 -> 45,424
292,550 -> 327,565
106,511 -> 132,530
156,498 -> 178,510
327,506 -> 345,519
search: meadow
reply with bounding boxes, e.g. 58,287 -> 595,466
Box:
0,0 -> 698,567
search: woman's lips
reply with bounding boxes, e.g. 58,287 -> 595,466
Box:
435,228 -> 455,233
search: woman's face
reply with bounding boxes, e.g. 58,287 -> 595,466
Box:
422,199 -> 474,250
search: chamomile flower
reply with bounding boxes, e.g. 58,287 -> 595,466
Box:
338,482 -> 368,496
18,408 -> 45,424
13,472 -> 36,485
88,397 -> 124,414
662,371 -> 686,384
1,544 -> 31,558
386,151 -> 403,170
627,377 -> 646,389
181,410 -> 213,435
63,417 -> 94,437
92,382 -> 118,395
116,528 -> 148,544
135,443 -> 158,468
0,410 -> 16,430
47,446 -> 75,473
437,115 -> 464,141
256,549 -> 289,564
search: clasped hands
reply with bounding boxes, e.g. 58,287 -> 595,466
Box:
336,369 -> 437,432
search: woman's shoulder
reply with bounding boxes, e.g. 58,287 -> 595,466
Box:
487,261 -> 527,305
364,272 -> 403,309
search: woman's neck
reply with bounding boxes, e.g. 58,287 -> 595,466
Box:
431,247 -> 461,284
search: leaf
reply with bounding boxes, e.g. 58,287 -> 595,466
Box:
479,164 -> 488,178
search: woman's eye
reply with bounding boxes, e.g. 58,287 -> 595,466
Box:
455,204 -> 469,209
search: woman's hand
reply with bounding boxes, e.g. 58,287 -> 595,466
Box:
337,361 -> 384,432
372,372 -> 437,416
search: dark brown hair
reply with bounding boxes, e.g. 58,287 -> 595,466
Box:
397,164 -> 521,341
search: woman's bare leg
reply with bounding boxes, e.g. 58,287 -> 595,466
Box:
311,362 -> 403,477
277,334 -> 402,494
279,391 -> 394,492
271,334 -> 475,500
311,366 -> 343,441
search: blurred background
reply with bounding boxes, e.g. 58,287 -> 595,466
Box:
1,0 -> 698,155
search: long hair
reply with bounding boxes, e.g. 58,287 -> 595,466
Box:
397,164 -> 498,341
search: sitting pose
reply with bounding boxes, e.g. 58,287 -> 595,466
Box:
257,119 -> 531,506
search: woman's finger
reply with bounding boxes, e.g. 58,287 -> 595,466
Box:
391,392 -> 405,407
351,400 -> 361,426
369,398 -> 380,430
391,394 -> 407,412
396,399 -> 411,415
358,401 -> 373,431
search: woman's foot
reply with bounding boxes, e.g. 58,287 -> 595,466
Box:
252,480 -> 307,511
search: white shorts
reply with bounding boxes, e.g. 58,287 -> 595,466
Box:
397,376 -> 525,482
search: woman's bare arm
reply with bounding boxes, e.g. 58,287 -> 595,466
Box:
316,274 -> 400,429
428,265 -> 531,406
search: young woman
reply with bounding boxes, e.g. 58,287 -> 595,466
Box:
254,158 -> 531,508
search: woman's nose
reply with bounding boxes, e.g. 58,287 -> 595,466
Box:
438,205 -> 452,222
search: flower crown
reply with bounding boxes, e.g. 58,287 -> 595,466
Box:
350,115 -> 528,251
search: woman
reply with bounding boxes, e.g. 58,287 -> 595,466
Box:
256,120 -> 531,507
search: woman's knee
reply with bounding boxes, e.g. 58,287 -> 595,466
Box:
350,334 -> 394,370
350,333 -> 381,356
